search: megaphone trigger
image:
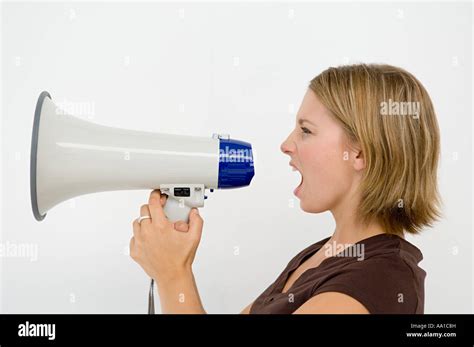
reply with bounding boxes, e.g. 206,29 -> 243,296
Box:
159,184 -> 205,223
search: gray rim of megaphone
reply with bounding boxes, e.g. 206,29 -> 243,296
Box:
30,91 -> 51,221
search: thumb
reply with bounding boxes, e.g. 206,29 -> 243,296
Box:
174,220 -> 189,232
188,208 -> 203,238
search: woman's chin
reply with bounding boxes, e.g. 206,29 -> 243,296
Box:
299,197 -> 328,214
295,186 -> 326,213
299,198 -> 311,212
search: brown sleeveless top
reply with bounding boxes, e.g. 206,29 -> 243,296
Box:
249,233 -> 425,314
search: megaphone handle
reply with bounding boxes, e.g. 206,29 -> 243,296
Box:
163,197 -> 192,223
148,188 -> 202,313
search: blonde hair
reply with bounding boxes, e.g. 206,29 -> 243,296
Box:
309,64 -> 441,236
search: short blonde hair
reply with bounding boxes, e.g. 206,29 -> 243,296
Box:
309,64 -> 441,236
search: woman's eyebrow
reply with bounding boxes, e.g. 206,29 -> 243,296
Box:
298,118 -> 316,126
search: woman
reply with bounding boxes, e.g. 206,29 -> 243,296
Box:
129,64 -> 441,314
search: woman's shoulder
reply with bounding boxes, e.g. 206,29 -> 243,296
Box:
347,233 -> 425,272
310,234 -> 426,313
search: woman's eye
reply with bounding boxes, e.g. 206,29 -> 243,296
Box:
301,127 -> 312,135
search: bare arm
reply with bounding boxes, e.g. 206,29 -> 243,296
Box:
240,301 -> 254,314
156,268 -> 206,314
157,273 -> 255,314
292,292 -> 370,314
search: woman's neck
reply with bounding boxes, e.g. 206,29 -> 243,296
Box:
329,208 -> 385,245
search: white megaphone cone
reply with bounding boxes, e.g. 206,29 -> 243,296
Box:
30,91 -> 255,223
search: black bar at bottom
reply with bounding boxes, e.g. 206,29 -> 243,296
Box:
0,314 -> 472,346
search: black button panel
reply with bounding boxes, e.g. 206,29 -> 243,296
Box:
174,187 -> 191,197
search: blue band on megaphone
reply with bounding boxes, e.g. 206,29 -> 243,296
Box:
217,138 -> 255,189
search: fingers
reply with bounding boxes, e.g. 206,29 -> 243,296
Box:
139,204 -> 152,226
135,190 -> 169,231
132,218 -> 141,238
188,208 -> 203,239
149,189 -> 168,206
129,236 -> 136,259
148,195 -> 168,226
140,204 -> 150,217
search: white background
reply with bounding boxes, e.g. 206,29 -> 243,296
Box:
1,1 -> 472,313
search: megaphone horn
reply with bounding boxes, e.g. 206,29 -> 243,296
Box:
30,91 -> 255,222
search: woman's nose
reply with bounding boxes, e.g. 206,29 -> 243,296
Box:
280,133 -> 295,155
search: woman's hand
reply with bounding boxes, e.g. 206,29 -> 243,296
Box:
129,189 -> 204,283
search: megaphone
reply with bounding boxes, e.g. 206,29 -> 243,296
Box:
30,91 -> 255,222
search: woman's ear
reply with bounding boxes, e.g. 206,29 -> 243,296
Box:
345,138 -> 365,172
353,149 -> 366,171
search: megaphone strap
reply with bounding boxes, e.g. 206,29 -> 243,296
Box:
148,279 -> 155,314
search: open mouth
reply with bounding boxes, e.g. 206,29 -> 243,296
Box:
290,163 -> 303,196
